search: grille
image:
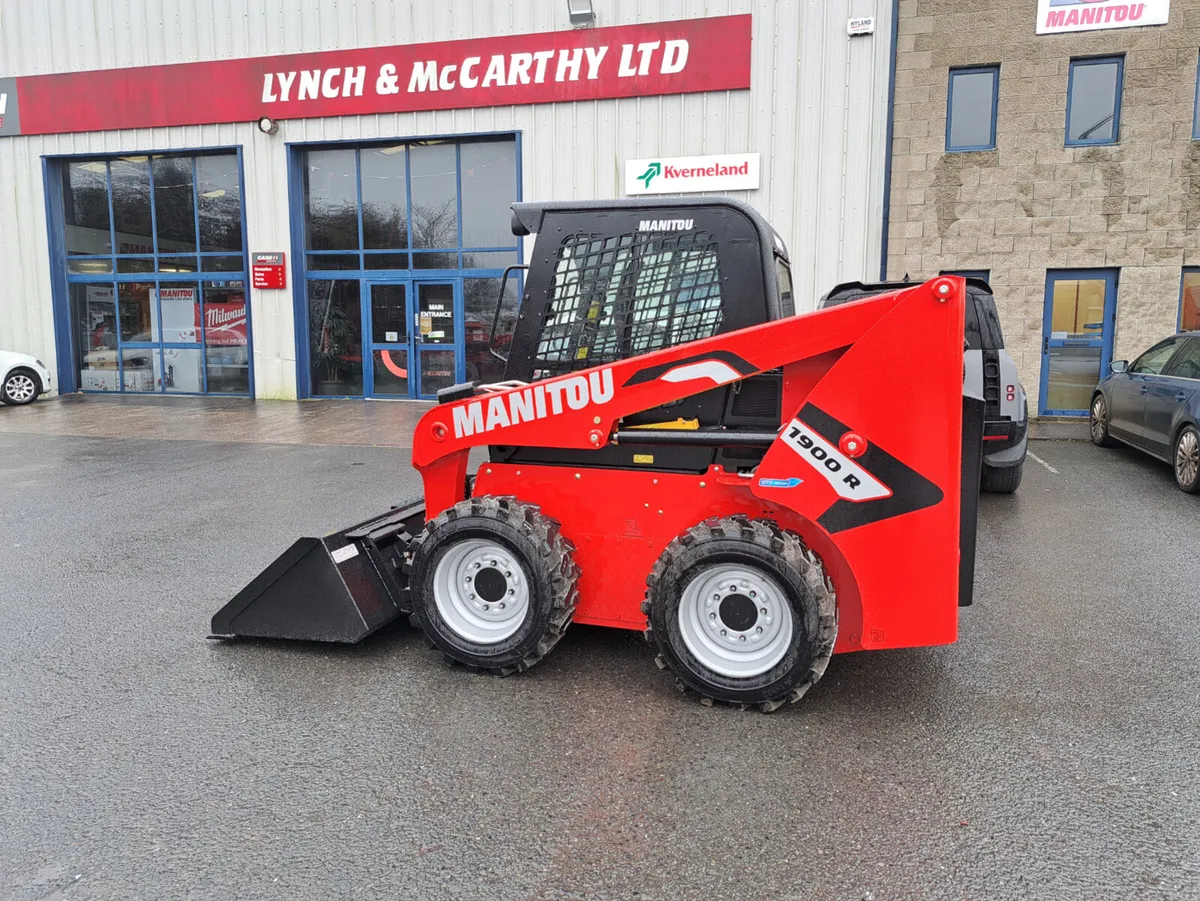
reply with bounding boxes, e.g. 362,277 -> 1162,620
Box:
533,230 -> 723,375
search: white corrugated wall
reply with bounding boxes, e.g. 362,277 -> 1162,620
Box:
0,0 -> 893,399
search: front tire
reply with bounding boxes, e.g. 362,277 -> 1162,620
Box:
407,497 -> 579,675
1090,394 -> 1117,447
1173,425 -> 1200,494
1,369 -> 40,406
643,517 -> 836,712
981,462 -> 1023,494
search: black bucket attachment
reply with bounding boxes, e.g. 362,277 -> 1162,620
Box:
209,500 -> 426,643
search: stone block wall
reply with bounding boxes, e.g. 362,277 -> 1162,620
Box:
888,0 -> 1200,405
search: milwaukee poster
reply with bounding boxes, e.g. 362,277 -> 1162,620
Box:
0,16 -> 751,137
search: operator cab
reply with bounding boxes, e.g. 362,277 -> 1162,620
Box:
479,198 -> 795,474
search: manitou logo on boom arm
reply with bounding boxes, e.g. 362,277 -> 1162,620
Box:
452,368 -> 616,438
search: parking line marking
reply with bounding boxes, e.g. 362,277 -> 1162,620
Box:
1027,451 -> 1059,474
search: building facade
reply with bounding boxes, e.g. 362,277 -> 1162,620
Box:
887,0 -> 1200,416
0,0 -> 895,401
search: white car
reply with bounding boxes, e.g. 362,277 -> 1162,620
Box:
0,351 -> 52,406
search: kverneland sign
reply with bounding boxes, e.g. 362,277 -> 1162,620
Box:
1036,0 -> 1169,34
0,16 -> 751,137
625,153 -> 761,195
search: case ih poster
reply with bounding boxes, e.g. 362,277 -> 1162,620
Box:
1036,0 -> 1170,34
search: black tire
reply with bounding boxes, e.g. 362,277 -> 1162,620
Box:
1090,393 -> 1117,447
1,368 -> 41,406
407,496 -> 579,675
981,462 -> 1023,494
642,516 -> 837,712
1172,425 -> 1200,494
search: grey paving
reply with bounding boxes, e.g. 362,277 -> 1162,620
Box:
0,427 -> 1197,901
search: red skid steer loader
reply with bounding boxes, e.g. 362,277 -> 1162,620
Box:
211,198 -> 983,710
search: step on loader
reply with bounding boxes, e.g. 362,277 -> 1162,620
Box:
211,197 -> 984,710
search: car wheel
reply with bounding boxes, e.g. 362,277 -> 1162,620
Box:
1173,425 -> 1200,494
1090,394 -> 1117,447
1,368 -> 41,406
981,462 -> 1023,494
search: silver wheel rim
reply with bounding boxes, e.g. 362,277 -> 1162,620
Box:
1176,430 -> 1199,488
6,374 -> 35,402
678,564 -> 794,678
1090,397 -> 1107,441
432,539 -> 529,644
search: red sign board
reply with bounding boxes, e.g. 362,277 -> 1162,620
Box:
4,16 -> 751,137
252,252 -> 287,290
201,302 -> 249,346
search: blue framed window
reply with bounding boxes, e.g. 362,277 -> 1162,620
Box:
1193,52 -> 1200,140
1066,57 -> 1123,146
941,269 -> 990,284
1180,268 -> 1200,332
946,66 -> 999,152
293,133 -> 522,400
51,151 -> 252,395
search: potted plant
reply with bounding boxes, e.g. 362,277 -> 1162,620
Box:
311,293 -> 352,395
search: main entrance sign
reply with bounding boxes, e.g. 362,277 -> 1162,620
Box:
3,16 -> 751,137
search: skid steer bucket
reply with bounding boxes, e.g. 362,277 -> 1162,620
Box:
209,501 -> 425,643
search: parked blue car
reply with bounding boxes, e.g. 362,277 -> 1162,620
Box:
1090,332 -> 1200,493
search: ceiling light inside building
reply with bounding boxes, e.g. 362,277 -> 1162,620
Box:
200,189 -> 226,198
80,162 -> 107,173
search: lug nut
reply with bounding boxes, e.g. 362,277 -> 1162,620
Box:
739,635 -> 746,642
468,593 -> 476,600
760,607 -> 767,615
482,604 -> 490,611
709,612 -> 717,620
756,626 -> 763,634
720,629 -> 727,637
508,588 -> 515,595
499,603 -> 506,610
749,590 -> 756,598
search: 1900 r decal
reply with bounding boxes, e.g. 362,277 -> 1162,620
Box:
781,419 -> 891,501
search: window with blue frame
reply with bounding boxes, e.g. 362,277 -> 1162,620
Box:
301,136 -> 520,397
1066,57 -> 1123,146
59,152 -> 250,394
1193,52 -> 1200,141
946,66 -> 999,152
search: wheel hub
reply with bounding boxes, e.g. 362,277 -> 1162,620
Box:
432,539 -> 529,644
1091,397 -> 1106,440
678,564 -> 794,678
1177,430 -> 1199,487
7,374 -> 35,402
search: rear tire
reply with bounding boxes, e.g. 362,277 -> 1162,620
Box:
1,368 -> 40,406
643,516 -> 836,712
407,496 -> 579,675
981,462 -> 1023,494
1090,394 -> 1117,447
1173,425 -> 1200,494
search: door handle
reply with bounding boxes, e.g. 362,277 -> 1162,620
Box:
1176,392 -> 1187,402
1139,386 -> 1148,395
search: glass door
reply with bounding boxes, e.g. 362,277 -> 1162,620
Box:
367,282 -> 414,398
1040,269 -> 1118,416
413,280 -> 461,399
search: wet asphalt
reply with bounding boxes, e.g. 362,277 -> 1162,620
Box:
0,429 -> 1197,901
